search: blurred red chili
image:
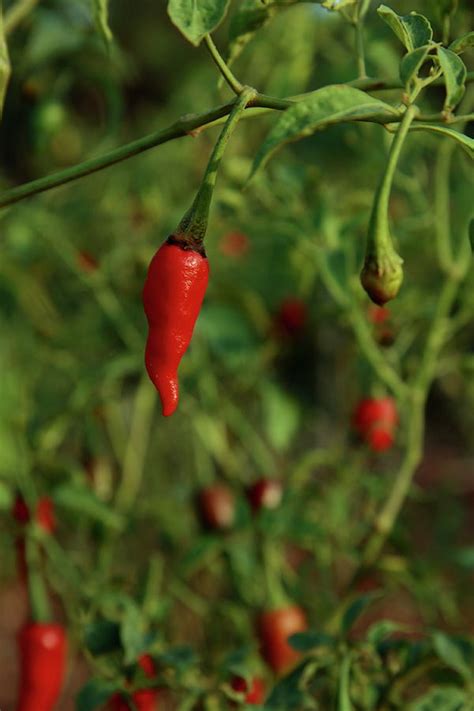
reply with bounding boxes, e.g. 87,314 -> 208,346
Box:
230,676 -> 265,705
353,397 -> 398,452
76,250 -> 99,273
143,238 -> 209,417
13,495 -> 56,534
109,655 -> 159,711
368,305 -> 390,325
275,298 -> 307,338
219,231 -> 249,258
198,485 -> 235,530
246,479 -> 282,512
17,622 -> 67,711
257,605 -> 307,674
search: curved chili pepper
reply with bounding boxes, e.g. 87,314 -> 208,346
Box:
353,397 -> 398,451
257,605 -> 307,674
17,622 -> 67,711
143,238 -> 209,417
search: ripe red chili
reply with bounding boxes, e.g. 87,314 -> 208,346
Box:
13,495 -> 56,534
257,605 -> 307,674
109,655 -> 159,711
143,238 -> 209,417
246,479 -> 282,512
230,676 -> 265,705
275,298 -> 307,337
353,397 -> 398,452
17,622 -> 67,711
198,485 -> 235,530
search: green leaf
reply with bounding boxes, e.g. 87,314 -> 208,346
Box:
408,686 -> 468,711
410,124 -> 473,157
437,47 -> 467,110
432,632 -> 473,680
449,32 -> 474,55
84,619 -> 121,656
91,0 -> 113,44
378,5 -> 433,51
366,619 -> 407,644
158,645 -> 196,672
120,602 -> 147,665
289,631 -> 335,652
250,86 -> 398,177
227,0 -> 275,67
338,654 -> 353,711
76,678 -> 117,711
262,383 -> 300,452
53,483 -> 123,529
167,0 -> 231,46
400,45 -> 431,86
341,593 -> 378,636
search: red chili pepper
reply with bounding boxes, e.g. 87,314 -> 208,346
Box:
198,485 -> 235,530
17,622 -> 67,711
143,238 -> 209,417
353,397 -> 398,452
13,495 -> 56,534
275,298 -> 307,338
219,231 -> 249,258
257,605 -> 307,674
246,479 -> 282,512
230,676 -> 265,705
109,655 -> 159,711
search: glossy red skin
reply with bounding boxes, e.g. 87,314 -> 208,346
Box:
276,298 -> 307,337
230,676 -> 265,705
17,623 -> 67,711
257,606 -> 307,674
198,485 -> 235,530
143,241 -> 209,417
109,655 -> 159,711
247,479 -> 282,512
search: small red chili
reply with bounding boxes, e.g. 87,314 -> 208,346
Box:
198,485 -> 235,530
17,622 -> 67,711
275,298 -> 307,337
353,397 -> 398,452
246,479 -> 283,512
219,231 -> 249,258
109,655 -> 159,711
143,238 -> 209,417
230,676 -> 265,705
257,605 -> 307,674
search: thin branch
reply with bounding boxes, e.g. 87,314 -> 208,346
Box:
204,34 -> 243,95
4,0 -> 40,35
0,1 -> 11,119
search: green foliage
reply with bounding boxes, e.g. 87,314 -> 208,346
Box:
168,0 -> 231,45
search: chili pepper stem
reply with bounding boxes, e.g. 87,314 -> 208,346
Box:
177,87 -> 256,244
25,536 -> 51,623
204,34 -> 243,95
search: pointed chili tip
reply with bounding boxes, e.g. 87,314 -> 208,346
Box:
145,354 -> 179,417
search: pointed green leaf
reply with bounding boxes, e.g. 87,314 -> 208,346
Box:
250,86 -> 398,177
432,632 -> 473,680
410,124 -> 473,157
227,0 -> 275,67
76,678 -> 117,711
400,45 -> 431,86
168,0 -> 231,46
341,593 -> 379,636
378,5 -> 433,51
449,32 -> 474,55
408,686 -> 467,711
437,47 -> 467,110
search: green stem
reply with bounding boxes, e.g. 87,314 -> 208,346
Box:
204,34 -> 243,95
4,0 -> 40,34
359,276 -> 460,570
25,537 -> 51,622
177,87 -> 255,242
369,106 -> 418,249
354,21 -> 366,79
1,75 -> 474,211
434,140 -> 454,273
0,1 -> 11,119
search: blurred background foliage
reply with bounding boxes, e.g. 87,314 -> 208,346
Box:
0,0 -> 473,709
